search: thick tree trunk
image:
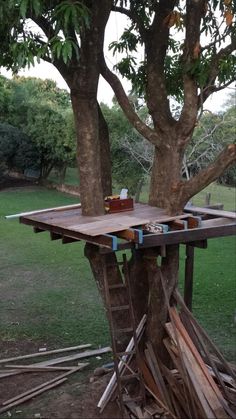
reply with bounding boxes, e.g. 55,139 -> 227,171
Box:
71,93 -> 105,216
149,145 -> 185,214
98,103 -> 112,197
85,242 -> 179,360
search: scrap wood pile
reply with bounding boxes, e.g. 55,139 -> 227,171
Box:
0,344 -> 111,415
98,291 -> 236,418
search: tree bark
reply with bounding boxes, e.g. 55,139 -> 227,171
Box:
71,93 -> 104,216
149,144 -> 185,214
98,103 -> 112,197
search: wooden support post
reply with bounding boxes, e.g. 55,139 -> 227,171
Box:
184,244 -> 195,311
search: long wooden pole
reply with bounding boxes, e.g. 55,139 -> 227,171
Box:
5,203 -> 81,220
184,244 -> 194,311
0,344 -> 91,365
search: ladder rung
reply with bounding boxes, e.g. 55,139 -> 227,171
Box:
117,350 -> 136,357
111,305 -> 130,312
120,373 -> 140,381
115,327 -> 133,334
108,283 -> 126,289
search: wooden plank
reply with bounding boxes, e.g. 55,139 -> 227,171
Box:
184,244 -> 195,311
137,222 -> 236,249
169,309 -> 228,417
68,216 -> 151,236
185,205 -> 236,219
28,347 -> 111,367
1,367 -> 84,407
175,290 -> 236,380
6,203 -> 81,219
139,359 -> 176,419
0,378 -> 67,414
0,344 -> 92,365
20,217 -> 118,249
145,343 -> 172,408
165,323 -> 219,418
197,217 -> 234,227
4,365 -> 76,371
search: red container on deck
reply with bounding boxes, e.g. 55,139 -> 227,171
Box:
105,197 -> 134,214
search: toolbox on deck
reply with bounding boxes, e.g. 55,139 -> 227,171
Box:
105,197 -> 134,214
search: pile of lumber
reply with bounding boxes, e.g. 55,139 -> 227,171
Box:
99,293 -> 236,418
0,344 -> 111,414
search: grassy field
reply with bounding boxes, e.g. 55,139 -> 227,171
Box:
0,184 -> 235,362
0,188 -> 109,348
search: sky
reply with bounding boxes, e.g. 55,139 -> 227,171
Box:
0,12 -> 234,112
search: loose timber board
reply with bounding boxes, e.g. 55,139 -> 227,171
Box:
185,205 -> 236,219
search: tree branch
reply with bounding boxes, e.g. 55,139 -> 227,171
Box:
145,0 -> 176,129
100,57 -> 160,146
111,5 -> 147,41
199,40 -> 236,104
182,144 -> 236,200
178,0 -> 205,136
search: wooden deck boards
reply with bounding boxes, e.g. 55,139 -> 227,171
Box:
22,203 -> 190,237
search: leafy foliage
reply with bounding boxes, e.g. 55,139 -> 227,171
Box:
0,76 -> 76,179
111,1 -> 236,101
0,122 -> 38,175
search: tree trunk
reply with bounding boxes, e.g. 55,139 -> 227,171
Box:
149,145 -> 185,214
71,93 -> 105,216
98,103 -> 112,197
85,242 -> 179,360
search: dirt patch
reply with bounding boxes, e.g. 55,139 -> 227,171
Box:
0,341 -> 121,419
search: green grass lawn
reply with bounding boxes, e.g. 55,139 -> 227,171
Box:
0,187 -> 109,348
0,185 -> 235,362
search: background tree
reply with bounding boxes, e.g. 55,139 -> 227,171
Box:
0,0 -> 113,214
102,100 -> 152,200
0,76 -> 76,180
100,0 -> 236,353
0,122 -> 38,175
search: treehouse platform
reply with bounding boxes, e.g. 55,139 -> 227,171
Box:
19,202 -> 236,252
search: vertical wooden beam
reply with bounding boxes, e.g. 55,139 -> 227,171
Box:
184,244 -> 195,311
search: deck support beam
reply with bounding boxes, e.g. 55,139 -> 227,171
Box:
184,244 -> 195,311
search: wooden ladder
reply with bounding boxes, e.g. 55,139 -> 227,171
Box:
103,254 -> 146,417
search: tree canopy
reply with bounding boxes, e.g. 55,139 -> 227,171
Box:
0,0 -> 235,214
0,75 -> 76,179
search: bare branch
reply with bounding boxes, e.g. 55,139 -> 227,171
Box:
182,144 -> 236,200
111,5 -> 147,41
199,40 -> 236,104
178,0 -> 205,136
100,57 -> 160,146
